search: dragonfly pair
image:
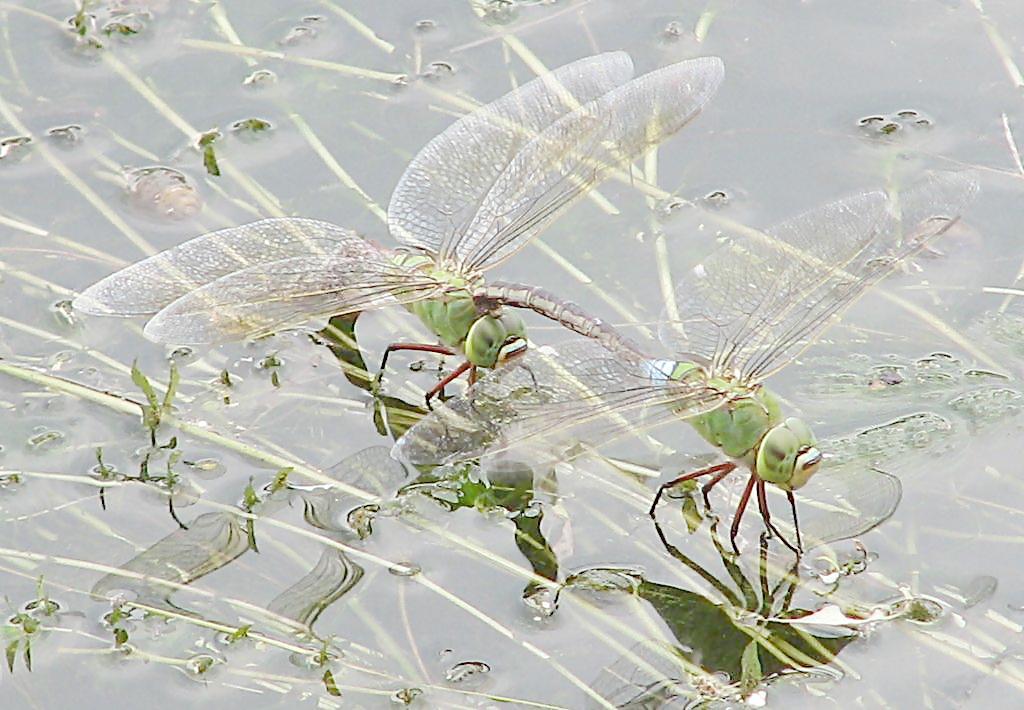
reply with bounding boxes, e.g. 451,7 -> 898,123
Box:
73,51 -> 979,554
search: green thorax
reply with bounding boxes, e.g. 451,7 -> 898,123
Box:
395,253 -> 477,347
394,253 -> 526,368
664,361 -> 783,461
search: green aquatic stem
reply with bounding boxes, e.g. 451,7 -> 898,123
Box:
0,360 -> 376,498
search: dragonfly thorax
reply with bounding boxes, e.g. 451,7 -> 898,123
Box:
394,253 -> 525,367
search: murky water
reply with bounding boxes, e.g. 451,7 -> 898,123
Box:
2,1 -> 1024,707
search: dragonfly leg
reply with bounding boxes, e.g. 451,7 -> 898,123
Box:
468,366 -> 478,386
701,464 -> 738,508
787,491 -> 803,553
729,474 -> 758,554
424,360 -> 472,410
648,462 -> 736,518
756,479 -> 801,555
377,342 -> 457,381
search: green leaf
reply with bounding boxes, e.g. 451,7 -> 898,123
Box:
162,362 -> 179,412
197,130 -> 222,177
130,360 -> 159,410
226,624 -> 251,643
22,641 -> 31,672
322,669 -> 341,697
740,639 -> 763,695
269,468 -> 293,493
202,145 -> 220,176
5,640 -> 17,673
242,478 -> 259,511
113,628 -> 129,647
246,517 -> 258,553
682,495 -> 702,534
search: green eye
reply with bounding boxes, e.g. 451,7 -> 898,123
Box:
756,426 -> 797,485
784,417 -> 814,445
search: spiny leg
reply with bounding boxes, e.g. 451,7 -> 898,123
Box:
729,474 -> 758,555
787,490 -> 803,553
756,479 -> 801,555
649,462 -> 737,518
701,464 -> 737,508
424,360 -> 472,409
378,342 -> 456,376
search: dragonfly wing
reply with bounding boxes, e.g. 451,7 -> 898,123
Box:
789,466 -> 902,550
659,171 -> 979,383
453,56 -> 725,273
388,52 -> 635,257
393,340 -> 727,466
74,218 -> 373,316
143,254 -> 445,344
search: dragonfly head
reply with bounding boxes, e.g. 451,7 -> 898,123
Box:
755,417 -> 822,491
465,312 -> 527,368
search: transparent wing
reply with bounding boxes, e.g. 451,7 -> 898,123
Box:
143,254 -> 446,344
393,340 -> 728,467
789,411 -> 955,548
73,218 -> 372,316
659,171 -> 979,384
450,56 -> 725,274
388,52 -> 635,258
590,640 -> 691,709
91,512 -> 249,605
783,466 -> 902,550
294,447 -> 409,535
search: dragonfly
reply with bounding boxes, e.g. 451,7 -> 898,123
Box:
73,52 -> 724,404
394,170 -> 979,554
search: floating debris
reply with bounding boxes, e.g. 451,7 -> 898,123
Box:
564,566 -> 643,596
663,20 -> 686,40
703,189 -> 730,208
857,109 -> 933,138
0,136 -> 32,161
279,25 -> 317,46
522,583 -> 559,617
388,562 -> 421,577
46,124 -> 85,147
947,387 -> 1023,423
229,118 -> 273,136
477,0 -> 518,25
195,129 -> 222,177
124,166 -> 202,219
242,69 -> 278,88
825,412 -> 954,468
421,61 -> 455,81
391,687 -> 423,705
51,299 -> 78,328
27,429 -> 65,451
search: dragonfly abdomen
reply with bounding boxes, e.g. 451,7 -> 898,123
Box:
478,281 -> 645,358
